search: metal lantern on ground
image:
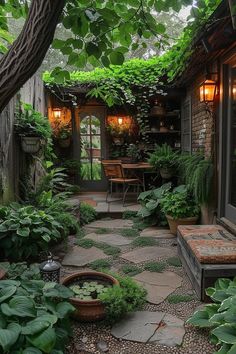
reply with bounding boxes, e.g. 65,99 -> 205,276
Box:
39,254 -> 61,282
199,79 -> 217,103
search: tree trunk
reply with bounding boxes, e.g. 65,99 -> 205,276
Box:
0,0 -> 65,113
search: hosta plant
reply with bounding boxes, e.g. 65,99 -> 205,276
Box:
187,278 -> 236,354
0,203 -> 65,261
0,279 -> 74,353
137,182 -> 171,224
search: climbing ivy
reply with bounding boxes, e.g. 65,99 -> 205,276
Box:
44,0 -> 222,139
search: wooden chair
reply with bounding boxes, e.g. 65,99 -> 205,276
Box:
102,161 -> 142,206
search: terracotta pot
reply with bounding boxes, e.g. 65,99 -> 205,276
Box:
166,214 -> 198,235
21,136 -> 43,154
58,137 -> 71,148
62,271 -> 119,322
160,167 -> 174,179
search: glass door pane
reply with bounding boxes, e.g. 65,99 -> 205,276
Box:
229,71 -> 236,207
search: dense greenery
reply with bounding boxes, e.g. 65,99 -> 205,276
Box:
187,278 -> 236,354
99,273 -> 147,323
0,279 -> 74,353
148,143 -> 178,170
160,185 -> 200,219
79,202 -> 97,226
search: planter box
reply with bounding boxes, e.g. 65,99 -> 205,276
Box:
21,136 -> 42,154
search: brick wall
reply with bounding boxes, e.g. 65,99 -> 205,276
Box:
186,72 -> 214,158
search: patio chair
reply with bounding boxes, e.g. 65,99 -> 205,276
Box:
102,161 -> 142,206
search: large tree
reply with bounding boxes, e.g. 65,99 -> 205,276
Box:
0,0 -> 193,113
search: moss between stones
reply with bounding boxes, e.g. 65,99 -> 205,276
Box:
167,257 -> 182,267
132,237 -> 158,247
167,294 -> 193,304
144,261 -> 166,273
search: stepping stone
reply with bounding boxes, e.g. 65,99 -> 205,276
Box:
85,233 -> 132,246
121,246 -> 173,264
95,202 -> 109,213
62,246 -> 109,267
111,311 -> 185,347
133,271 -> 182,304
86,219 -> 133,229
140,227 -> 175,239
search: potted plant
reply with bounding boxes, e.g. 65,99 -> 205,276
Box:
160,185 -> 200,235
14,103 -> 52,154
148,143 -> 178,179
126,144 -> 142,162
56,122 -> 72,147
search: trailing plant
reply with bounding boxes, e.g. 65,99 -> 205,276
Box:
79,202 -> 97,226
0,203 -> 66,261
137,182 -> 171,223
177,153 -> 214,205
160,185 -> 200,219
187,277 -> 236,354
98,272 -> 147,323
126,144 -> 142,162
148,143 -> 178,170
0,279 -> 74,353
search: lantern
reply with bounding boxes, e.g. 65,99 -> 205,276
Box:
199,79 -> 217,103
118,117 -> 123,125
39,254 -> 61,282
52,108 -> 62,119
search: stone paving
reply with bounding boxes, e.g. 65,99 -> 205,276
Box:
61,218 -> 217,354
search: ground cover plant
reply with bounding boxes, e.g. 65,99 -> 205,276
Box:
187,278 -> 236,353
120,228 -> 138,238
167,294 -> 193,303
79,202 -> 97,226
120,264 -> 142,277
0,279 -> 74,353
95,228 -> 110,234
89,259 -> 111,271
167,257 -> 182,267
76,238 -> 120,257
122,210 -> 138,220
144,261 -> 166,273
132,236 -> 158,247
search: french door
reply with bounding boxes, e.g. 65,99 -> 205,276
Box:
77,106 -> 107,191
225,66 -> 236,223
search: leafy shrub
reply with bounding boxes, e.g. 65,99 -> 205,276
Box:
79,202 -> 97,226
167,294 -> 193,303
148,144 -> 178,170
160,185 -> 200,219
0,279 -> 74,353
34,167 -> 71,197
187,278 -> 236,353
144,261 -> 166,272
99,273 -> 147,323
0,262 -> 41,280
132,237 -> 157,247
137,182 -> 171,223
0,203 -> 66,261
167,257 -> 182,267
120,264 -> 142,276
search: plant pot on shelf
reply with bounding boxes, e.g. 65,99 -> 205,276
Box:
62,271 -> 119,322
58,137 -> 71,148
21,136 -> 43,154
166,214 -> 198,235
160,167 -> 174,179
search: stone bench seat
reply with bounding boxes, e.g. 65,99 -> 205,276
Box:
177,225 -> 236,301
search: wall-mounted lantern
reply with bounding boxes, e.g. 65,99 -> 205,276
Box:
118,117 -> 123,125
199,79 -> 217,103
52,108 -> 62,119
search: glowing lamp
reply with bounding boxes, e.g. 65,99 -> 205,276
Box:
53,108 -> 62,119
199,79 -> 217,103
118,117 -> 123,125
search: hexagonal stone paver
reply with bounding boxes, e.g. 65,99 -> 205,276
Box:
62,246 -> 109,267
133,271 -> 182,304
140,227 -> 175,239
120,246 -> 175,264
84,233 -> 132,246
86,219 -> 133,229
111,311 -> 185,347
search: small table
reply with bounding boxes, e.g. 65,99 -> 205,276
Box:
122,162 -> 153,190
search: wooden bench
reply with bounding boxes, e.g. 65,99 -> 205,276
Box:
177,225 -> 236,301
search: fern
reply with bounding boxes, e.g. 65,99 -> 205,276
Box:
177,153 -> 214,205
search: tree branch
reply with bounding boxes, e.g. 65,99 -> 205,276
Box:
0,0 -> 65,113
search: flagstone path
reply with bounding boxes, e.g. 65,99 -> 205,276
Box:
61,217 -> 217,354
